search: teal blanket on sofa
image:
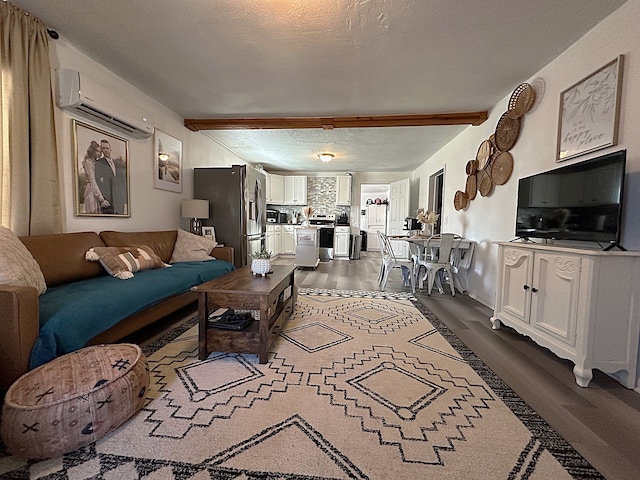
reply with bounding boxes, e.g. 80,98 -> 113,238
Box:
30,260 -> 234,369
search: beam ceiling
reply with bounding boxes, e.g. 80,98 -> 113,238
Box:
184,112 -> 488,131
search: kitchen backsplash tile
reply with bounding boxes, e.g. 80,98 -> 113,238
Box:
269,176 -> 349,223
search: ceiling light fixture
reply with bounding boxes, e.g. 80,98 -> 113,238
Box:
318,153 -> 334,163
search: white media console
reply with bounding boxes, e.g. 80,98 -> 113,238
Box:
490,242 -> 640,388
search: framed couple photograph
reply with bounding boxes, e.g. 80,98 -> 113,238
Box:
73,120 -> 130,217
556,54 -> 624,162
202,226 -> 216,242
154,129 -> 182,193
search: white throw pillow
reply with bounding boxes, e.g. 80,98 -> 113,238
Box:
0,226 -> 47,295
170,229 -> 218,263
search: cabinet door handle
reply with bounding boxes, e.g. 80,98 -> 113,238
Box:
531,287 -> 538,293
523,285 -> 530,290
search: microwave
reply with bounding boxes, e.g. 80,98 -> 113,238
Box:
266,209 -> 279,222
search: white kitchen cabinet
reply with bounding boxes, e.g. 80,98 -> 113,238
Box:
366,229 -> 381,251
334,226 -> 350,257
265,173 -> 272,203
336,175 -> 352,205
266,224 -> 281,256
281,225 -> 296,254
265,174 -> 284,204
284,176 -> 307,205
366,204 -> 387,251
367,204 -> 387,226
490,242 -> 640,389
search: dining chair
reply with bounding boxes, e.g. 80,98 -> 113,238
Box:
378,231 -> 415,293
451,240 -> 474,294
408,241 -> 431,290
422,232 -> 456,296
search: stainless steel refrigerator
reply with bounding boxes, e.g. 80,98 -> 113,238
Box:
194,165 -> 266,268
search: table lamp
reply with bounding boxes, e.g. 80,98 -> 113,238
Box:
181,199 -> 209,235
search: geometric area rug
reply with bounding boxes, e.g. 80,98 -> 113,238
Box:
0,288 -> 603,479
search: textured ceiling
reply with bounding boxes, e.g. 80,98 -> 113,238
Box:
13,0 -> 627,172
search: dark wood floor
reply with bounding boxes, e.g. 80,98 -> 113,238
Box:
289,252 -> 640,480
133,251 -> 640,480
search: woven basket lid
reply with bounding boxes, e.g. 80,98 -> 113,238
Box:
454,190 -> 468,211
476,139 -> 494,170
507,83 -> 536,119
465,159 -> 478,175
478,169 -> 494,197
494,112 -> 521,151
491,151 -> 514,185
465,173 -> 477,200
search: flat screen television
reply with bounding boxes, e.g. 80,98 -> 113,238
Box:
515,149 -> 626,247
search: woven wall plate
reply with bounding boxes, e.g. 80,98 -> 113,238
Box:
507,83 -> 536,119
465,173 -> 477,200
494,112 -> 521,151
465,159 -> 478,175
454,190 -> 468,211
478,169 -> 494,197
491,151 -> 514,185
476,139 -> 494,170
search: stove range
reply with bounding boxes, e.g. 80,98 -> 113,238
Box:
309,214 -> 335,260
309,214 -> 335,226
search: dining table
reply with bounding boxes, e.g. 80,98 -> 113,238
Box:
388,234 -> 475,294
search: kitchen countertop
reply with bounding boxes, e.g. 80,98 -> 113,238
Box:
268,222 -> 353,227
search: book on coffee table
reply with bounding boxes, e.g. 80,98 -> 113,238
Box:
208,309 -> 254,330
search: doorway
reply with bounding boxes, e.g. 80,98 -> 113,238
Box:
360,184 -> 389,251
429,169 -> 444,235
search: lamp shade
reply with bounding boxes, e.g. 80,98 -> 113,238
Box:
181,199 -> 209,219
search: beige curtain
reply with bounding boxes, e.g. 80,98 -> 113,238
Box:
0,1 -> 61,235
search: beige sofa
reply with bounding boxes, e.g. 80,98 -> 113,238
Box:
0,230 -> 234,393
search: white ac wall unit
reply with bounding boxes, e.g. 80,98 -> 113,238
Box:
56,69 -> 154,139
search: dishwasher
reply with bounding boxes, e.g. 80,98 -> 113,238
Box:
295,227 -> 320,268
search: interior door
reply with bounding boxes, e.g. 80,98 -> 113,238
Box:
429,170 -> 444,235
389,178 -> 410,258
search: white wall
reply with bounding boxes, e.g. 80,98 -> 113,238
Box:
48,40 -> 247,234
414,0 -> 640,308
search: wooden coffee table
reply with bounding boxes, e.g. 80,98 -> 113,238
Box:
192,265 -> 297,363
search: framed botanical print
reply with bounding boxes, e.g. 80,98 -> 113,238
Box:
73,120 -> 130,217
556,55 -> 624,161
153,129 -> 182,193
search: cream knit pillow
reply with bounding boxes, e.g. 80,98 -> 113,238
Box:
0,226 -> 47,295
170,229 -> 217,263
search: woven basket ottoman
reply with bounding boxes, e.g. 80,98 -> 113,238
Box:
1,343 -> 149,459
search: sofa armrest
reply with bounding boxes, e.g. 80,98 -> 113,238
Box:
212,246 -> 234,264
0,285 -> 39,392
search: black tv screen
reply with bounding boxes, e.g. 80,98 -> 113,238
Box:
515,149 -> 626,245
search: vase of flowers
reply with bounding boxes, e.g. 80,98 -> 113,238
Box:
251,249 -> 272,276
416,208 -> 439,237
302,206 -> 315,227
